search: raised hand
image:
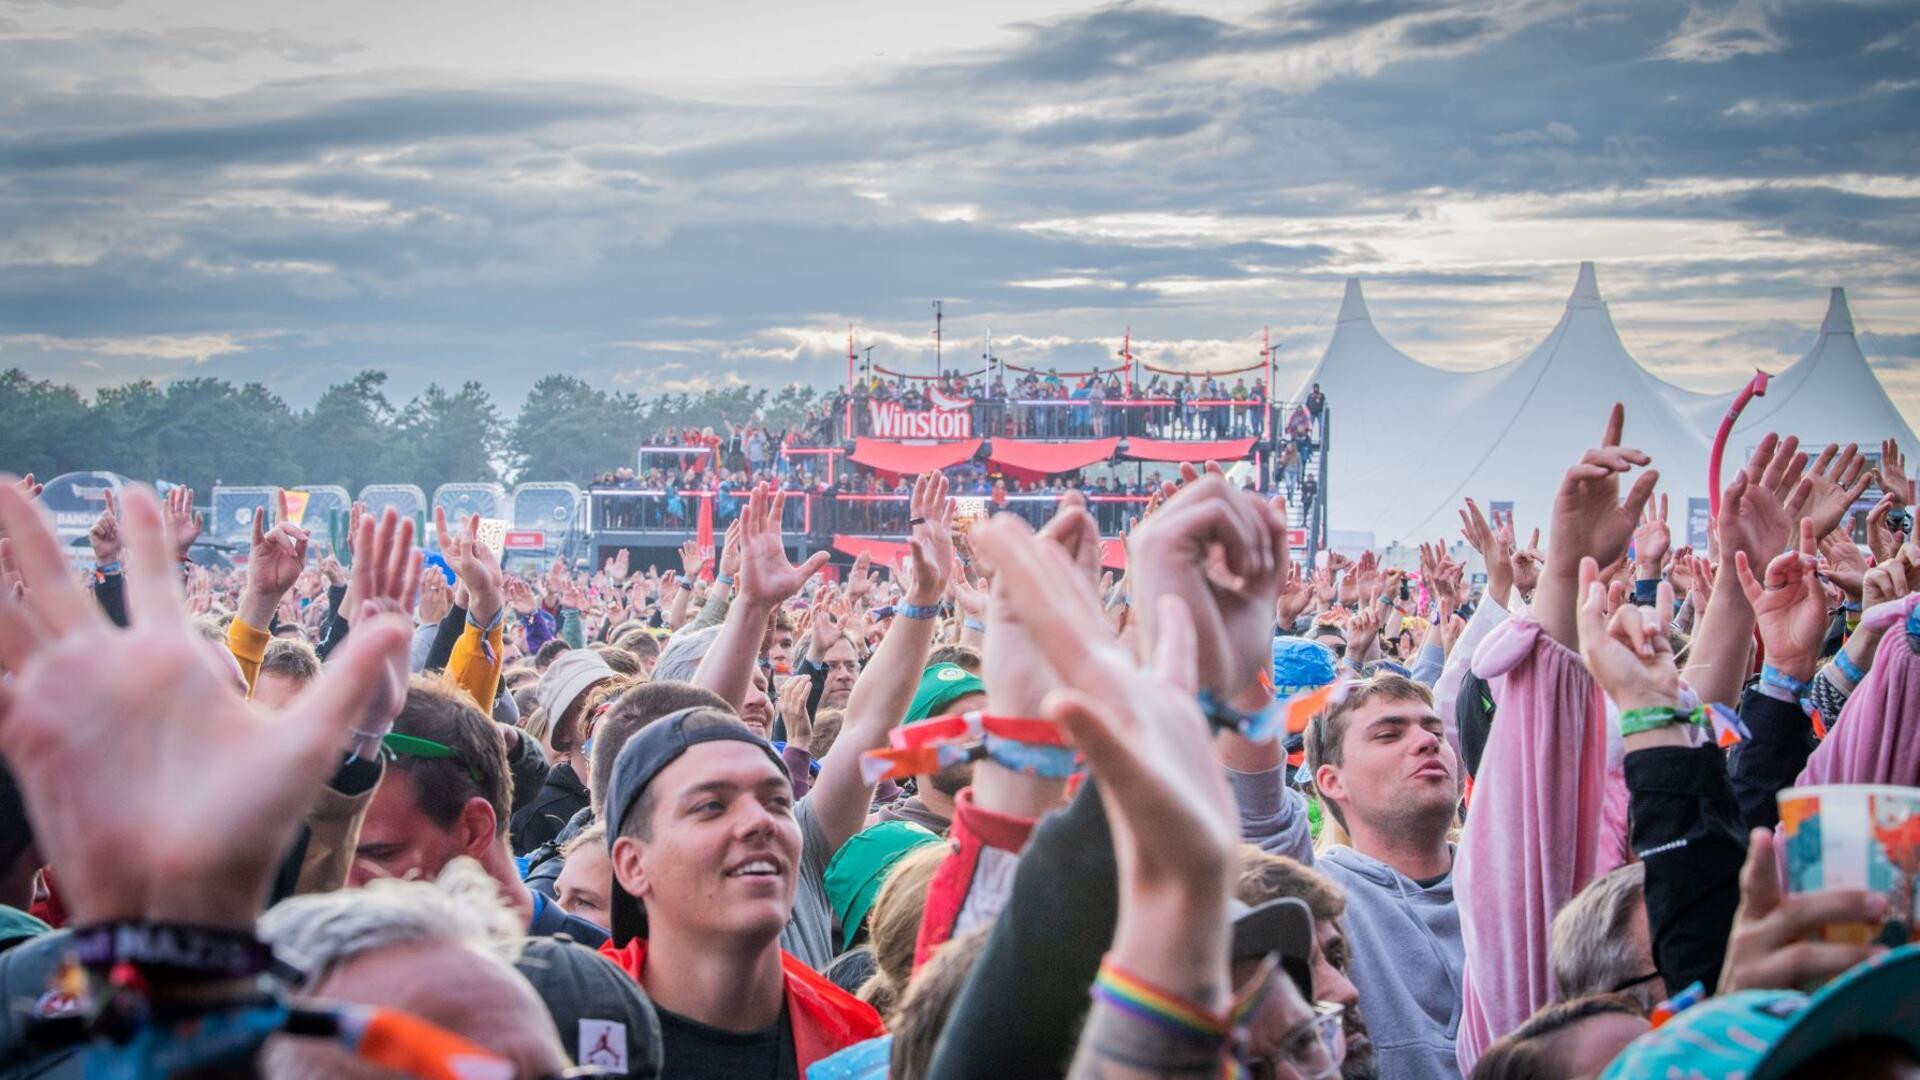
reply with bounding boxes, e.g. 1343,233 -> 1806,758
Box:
905,471 -> 957,605
1733,518 -> 1827,681
1864,493 -> 1904,565
164,485 -> 202,562
1576,556 -> 1680,715
609,548 -> 631,583
505,574 -> 537,616
846,550 -> 878,602
12,474 -> 41,501
1277,562 -> 1313,626
0,479 -> 411,930
1862,543 -> 1920,610
736,483 -> 828,608
1632,492 -> 1670,575
1880,438 -> 1913,507
1787,443 -> 1872,540
1128,474 -> 1289,698
973,516 -> 1235,885
1460,498 -> 1515,606
778,674 -> 814,753
342,506 -> 423,755
88,488 -> 122,566
678,539 -> 709,579
1719,433 -> 1801,573
1538,404 -> 1658,647
239,491 -> 312,629
434,505 -> 503,627
719,519 -> 744,582
1818,527 -> 1868,603
1510,527 -> 1544,601
417,569 -> 453,625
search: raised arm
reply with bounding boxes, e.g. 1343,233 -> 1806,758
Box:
1456,408 -> 1650,1072
230,490 -> 312,692
808,471 -> 952,854
1685,435 -> 1801,706
692,483 -> 827,709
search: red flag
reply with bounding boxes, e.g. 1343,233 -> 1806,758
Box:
694,492 -> 715,580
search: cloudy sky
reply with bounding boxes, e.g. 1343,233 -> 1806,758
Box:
3,0 -> 1917,422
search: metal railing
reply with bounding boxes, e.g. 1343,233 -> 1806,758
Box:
846,396 -> 1273,441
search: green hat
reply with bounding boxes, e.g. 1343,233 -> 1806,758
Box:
825,820 -> 941,951
904,663 -> 986,725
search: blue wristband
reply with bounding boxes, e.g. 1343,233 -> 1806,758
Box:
1832,649 -> 1866,685
715,573 -> 735,587
95,560 -> 123,576
963,617 -> 986,633
1759,664 -> 1808,696
897,600 -> 941,620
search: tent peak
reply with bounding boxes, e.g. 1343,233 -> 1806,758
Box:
1337,278 -> 1371,324
1568,261 -> 1604,310
1820,287 -> 1854,336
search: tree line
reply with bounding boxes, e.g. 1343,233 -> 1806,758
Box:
0,368 -> 828,496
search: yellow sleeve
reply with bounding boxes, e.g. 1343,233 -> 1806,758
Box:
445,618 -> 506,713
227,617 -> 271,695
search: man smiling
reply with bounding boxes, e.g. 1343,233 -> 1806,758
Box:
599,707 -> 883,1077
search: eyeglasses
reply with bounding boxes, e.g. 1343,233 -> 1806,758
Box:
1247,1001 -> 1346,1080
1610,970 -> 1663,994
824,660 -> 861,674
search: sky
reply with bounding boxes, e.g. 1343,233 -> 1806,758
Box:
2,0 -> 1917,423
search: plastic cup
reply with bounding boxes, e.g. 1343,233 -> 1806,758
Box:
1777,784 -> 1920,947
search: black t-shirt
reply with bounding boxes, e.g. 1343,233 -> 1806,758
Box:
656,1002 -> 797,1080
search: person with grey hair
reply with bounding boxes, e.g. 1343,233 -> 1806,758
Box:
261,861 -> 564,1078
649,624 -> 722,684
1550,861 -> 1657,1010
263,859 -> 660,1077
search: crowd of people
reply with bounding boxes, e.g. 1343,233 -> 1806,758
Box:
2,403 -> 1919,1080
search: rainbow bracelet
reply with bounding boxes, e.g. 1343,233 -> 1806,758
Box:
1091,959 -> 1229,1046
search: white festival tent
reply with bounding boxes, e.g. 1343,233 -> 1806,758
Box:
1292,264 -> 1915,547
1657,288 -> 1920,463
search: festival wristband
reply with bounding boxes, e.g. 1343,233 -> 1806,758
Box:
95,560 -> 123,576
715,573 -> 734,587
896,600 -> 941,620
962,617 -> 986,633
1091,959 -> 1229,1045
1617,703 -> 1750,745
1832,648 -> 1866,685
71,922 -> 272,983
860,711 -> 1072,783
1197,685 -> 1342,743
1759,664 -> 1808,697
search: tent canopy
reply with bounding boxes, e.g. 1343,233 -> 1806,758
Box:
986,437 -> 1120,480
1122,436 -> 1257,463
849,438 -> 981,475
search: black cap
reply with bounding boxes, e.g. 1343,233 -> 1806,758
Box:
604,707 -> 789,946
514,937 -> 663,1079
1230,896 -> 1316,1003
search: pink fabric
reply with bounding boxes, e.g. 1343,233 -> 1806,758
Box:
1456,618 -> 1626,1075
1796,595 -> 1920,788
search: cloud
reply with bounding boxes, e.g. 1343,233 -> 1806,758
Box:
1658,0 -> 1787,63
0,0 -> 1914,436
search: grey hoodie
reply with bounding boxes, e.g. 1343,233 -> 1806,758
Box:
1318,845 -> 1464,1080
